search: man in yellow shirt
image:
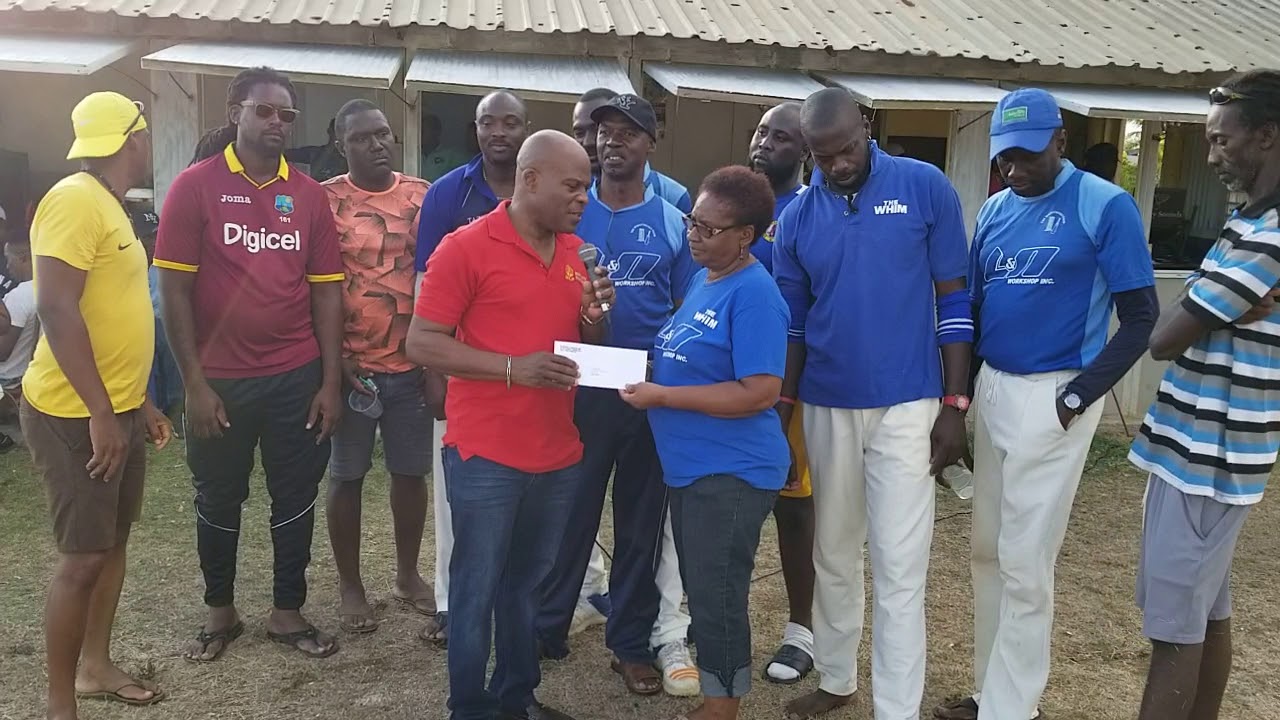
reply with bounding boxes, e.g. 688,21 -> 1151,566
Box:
21,91 -> 172,720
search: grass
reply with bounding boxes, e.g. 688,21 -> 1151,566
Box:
1,429 -> 1279,719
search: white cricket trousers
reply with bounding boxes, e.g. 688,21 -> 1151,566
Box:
582,515 -> 689,647
432,419 -> 452,613
651,511 -> 692,647
807,399 -> 937,720
970,366 -> 1104,720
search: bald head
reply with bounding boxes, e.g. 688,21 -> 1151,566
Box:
749,102 -> 807,187
800,88 -> 870,190
475,90 -> 530,167
512,130 -> 592,234
800,88 -> 864,134
477,90 -> 528,122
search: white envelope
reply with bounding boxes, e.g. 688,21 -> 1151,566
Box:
553,341 -> 648,390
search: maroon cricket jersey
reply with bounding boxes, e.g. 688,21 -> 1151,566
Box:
154,144 -> 344,379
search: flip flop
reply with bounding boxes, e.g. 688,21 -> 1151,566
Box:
392,593 -> 436,616
611,658 -> 662,696
267,625 -> 339,659
183,620 -> 244,663
77,680 -> 165,707
933,697 -> 1042,720
417,611 -> 448,648
763,644 -> 814,685
338,612 -> 380,634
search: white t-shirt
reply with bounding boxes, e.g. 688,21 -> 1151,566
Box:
0,281 -> 38,382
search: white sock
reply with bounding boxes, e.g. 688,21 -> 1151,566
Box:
765,622 -> 814,681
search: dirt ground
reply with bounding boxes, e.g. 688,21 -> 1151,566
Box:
2,429 -> 1279,720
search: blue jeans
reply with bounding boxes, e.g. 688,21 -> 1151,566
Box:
671,474 -> 777,698
444,447 -> 580,720
537,387 -> 665,664
148,317 -> 182,411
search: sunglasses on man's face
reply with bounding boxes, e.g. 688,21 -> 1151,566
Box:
239,101 -> 300,124
1209,87 -> 1252,106
123,100 -> 145,136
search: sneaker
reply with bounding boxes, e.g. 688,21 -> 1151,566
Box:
655,639 -> 700,697
568,597 -> 607,637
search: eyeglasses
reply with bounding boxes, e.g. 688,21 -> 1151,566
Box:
1209,87 -> 1252,106
683,213 -> 739,239
123,100 -> 145,136
239,101 -> 300,124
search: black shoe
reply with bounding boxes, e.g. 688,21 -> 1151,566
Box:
498,702 -> 577,720
538,638 -> 569,661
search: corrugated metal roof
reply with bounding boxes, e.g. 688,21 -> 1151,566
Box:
1026,83 -> 1208,123
0,33 -> 136,74
821,73 -> 1006,111
141,41 -> 403,88
645,62 -> 824,104
406,50 -> 633,102
3,0 -> 1278,75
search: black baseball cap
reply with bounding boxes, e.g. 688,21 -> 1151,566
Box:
590,94 -> 658,141
130,207 -> 159,239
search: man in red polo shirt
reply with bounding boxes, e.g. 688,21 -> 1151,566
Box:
408,130 -> 615,720
155,67 -> 344,662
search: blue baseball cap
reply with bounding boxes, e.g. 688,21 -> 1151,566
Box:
989,88 -> 1063,160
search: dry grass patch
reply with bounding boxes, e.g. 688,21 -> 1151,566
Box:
1,431 -> 1278,719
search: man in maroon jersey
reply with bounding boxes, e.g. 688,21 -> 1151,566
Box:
155,66 -> 344,661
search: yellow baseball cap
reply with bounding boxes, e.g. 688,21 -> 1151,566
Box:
67,92 -> 148,160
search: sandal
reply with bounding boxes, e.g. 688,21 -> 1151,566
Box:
267,625 -> 339,658
933,697 -> 1042,720
0,433 -> 15,454
392,593 -> 436,616
338,598 -> 383,634
338,612 -> 379,634
611,658 -> 662,696
763,643 -> 814,685
417,611 -> 448,648
76,679 -> 165,706
183,620 -> 244,663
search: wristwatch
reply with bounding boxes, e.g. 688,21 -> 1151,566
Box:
1060,391 -> 1085,415
941,395 -> 971,413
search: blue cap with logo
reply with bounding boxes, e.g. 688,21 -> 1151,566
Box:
989,88 -> 1063,160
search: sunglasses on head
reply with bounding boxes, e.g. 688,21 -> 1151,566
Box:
239,101 -> 300,124
1209,87 -> 1252,106
123,100 -> 145,136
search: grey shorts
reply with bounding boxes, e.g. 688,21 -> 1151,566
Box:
329,369 -> 432,483
1137,474 -> 1251,644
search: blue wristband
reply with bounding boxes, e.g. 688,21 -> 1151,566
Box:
937,289 -> 974,345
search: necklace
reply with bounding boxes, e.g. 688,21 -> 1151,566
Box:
83,169 -> 127,212
707,255 -> 754,284
482,165 -> 513,200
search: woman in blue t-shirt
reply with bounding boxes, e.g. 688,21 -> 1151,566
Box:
620,166 -> 790,720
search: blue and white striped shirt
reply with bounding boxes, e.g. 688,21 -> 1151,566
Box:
1130,194 -> 1280,505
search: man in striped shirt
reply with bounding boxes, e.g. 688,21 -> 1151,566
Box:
1129,69 -> 1280,720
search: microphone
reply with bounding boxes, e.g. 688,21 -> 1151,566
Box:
578,243 -> 611,313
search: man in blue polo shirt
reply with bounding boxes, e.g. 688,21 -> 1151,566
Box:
748,101 -> 818,686
413,89 -> 530,647
567,87 -> 699,685
537,93 -> 697,698
572,88 -> 692,213
933,89 -> 1157,720
775,87 -> 971,720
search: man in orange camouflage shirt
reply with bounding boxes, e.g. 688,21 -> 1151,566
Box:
322,99 -> 438,634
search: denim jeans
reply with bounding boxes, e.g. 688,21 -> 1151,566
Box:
537,387 -> 666,664
444,447 -> 580,720
671,474 -> 777,698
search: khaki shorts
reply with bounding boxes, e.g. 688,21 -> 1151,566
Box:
779,401 -> 812,499
21,398 -> 147,553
